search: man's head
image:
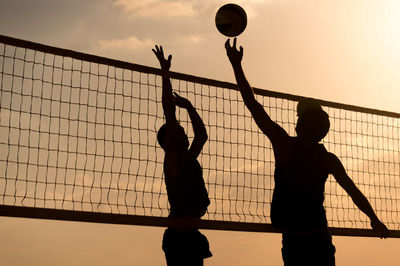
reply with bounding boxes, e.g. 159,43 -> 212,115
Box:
295,98 -> 330,143
157,124 -> 189,151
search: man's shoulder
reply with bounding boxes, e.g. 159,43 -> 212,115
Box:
324,151 -> 339,162
321,151 -> 344,174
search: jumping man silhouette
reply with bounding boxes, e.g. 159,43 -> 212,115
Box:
153,45 -> 212,266
224,38 -> 389,266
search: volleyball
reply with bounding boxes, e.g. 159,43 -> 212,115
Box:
215,3 -> 247,37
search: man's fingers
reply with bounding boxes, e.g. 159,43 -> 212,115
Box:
153,45 -> 161,56
225,38 -> 242,54
225,39 -> 231,49
383,228 -> 389,238
153,45 -> 172,66
375,223 -> 389,239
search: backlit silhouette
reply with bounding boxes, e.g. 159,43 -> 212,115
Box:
153,45 -> 212,266
225,38 -> 389,265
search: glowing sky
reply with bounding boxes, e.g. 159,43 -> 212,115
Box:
1,0 -> 399,265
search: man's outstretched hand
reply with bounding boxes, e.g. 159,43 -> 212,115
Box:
225,37 -> 243,66
371,217 -> 389,239
152,45 -> 172,71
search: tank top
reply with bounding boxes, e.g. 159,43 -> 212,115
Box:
271,137 -> 329,232
164,155 -> 210,219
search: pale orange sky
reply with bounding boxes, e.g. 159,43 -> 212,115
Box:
1,0 -> 400,265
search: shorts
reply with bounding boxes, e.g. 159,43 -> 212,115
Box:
162,228 -> 212,264
281,232 -> 336,266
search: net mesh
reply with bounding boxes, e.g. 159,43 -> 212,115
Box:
0,37 -> 399,231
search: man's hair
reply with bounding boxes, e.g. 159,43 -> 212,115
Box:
296,108 -> 330,142
297,98 -> 322,117
157,124 -> 186,150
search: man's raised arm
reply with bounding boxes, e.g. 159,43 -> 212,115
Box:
174,92 -> 207,159
225,38 -> 289,149
152,45 -> 176,124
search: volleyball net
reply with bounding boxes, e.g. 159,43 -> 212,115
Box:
0,35 -> 399,237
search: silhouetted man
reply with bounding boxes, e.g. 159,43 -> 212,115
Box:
153,45 -> 212,266
225,38 -> 389,265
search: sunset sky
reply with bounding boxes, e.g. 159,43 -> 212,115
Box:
1,0 -> 400,265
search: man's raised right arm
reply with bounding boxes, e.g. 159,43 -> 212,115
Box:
152,45 -> 176,124
225,38 -> 289,147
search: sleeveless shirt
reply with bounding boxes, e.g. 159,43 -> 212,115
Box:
271,137 -> 329,232
164,155 -> 210,219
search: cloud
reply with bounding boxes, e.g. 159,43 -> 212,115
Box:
97,36 -> 155,50
94,34 -> 203,57
175,34 -> 203,44
112,0 -> 276,19
113,0 -> 196,18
